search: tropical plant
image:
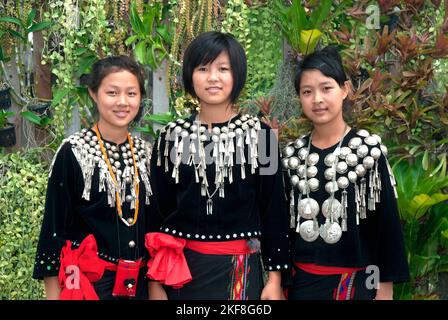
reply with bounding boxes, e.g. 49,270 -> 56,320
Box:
274,0 -> 332,56
393,156 -> 448,299
126,0 -> 172,71
0,109 -> 14,128
0,7 -> 51,104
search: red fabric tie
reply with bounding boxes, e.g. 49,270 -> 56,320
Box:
58,234 -> 115,300
145,232 -> 192,289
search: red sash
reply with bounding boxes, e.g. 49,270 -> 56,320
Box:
58,235 -> 116,300
145,232 -> 256,288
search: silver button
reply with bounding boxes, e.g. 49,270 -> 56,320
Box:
127,217 -> 134,225
125,195 -> 133,203
128,240 -> 136,248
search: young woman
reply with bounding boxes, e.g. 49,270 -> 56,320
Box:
282,46 -> 409,300
33,56 -> 154,300
147,31 -> 290,300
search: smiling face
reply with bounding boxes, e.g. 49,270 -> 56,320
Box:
192,51 -> 234,110
299,69 -> 349,127
89,70 -> 141,132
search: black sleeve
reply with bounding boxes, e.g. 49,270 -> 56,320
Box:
374,153 -> 410,283
258,124 -> 290,272
147,131 -> 176,232
32,143 -> 80,280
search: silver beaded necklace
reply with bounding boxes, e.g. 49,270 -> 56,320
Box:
296,124 -> 349,244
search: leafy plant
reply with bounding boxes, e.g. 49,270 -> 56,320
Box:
274,0 -> 332,55
0,149 -> 48,299
0,109 -> 14,128
0,8 -> 51,104
392,156 -> 448,299
126,0 -> 172,70
20,111 -> 52,128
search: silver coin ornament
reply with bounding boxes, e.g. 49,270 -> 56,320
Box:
283,146 -> 295,157
348,171 -> 358,183
346,153 -> 358,167
336,161 -> 348,174
308,178 -> 320,192
297,165 -> 307,178
355,164 -> 367,177
337,176 -> 349,189
322,198 -> 342,219
297,198 -> 319,219
371,134 -> 382,144
307,165 -> 318,178
363,156 -> 375,169
325,181 -> 339,193
324,167 -> 336,181
364,136 -> 378,146
324,153 -> 337,167
307,153 -> 320,166
290,175 -> 300,187
370,147 -> 381,160
298,180 -> 309,194
357,129 -> 369,137
298,148 -> 309,161
339,147 -> 352,160
288,157 -> 300,170
322,222 -> 342,244
281,158 -> 290,170
349,137 -> 362,149
294,138 -> 305,149
299,220 -> 319,242
357,144 -> 369,158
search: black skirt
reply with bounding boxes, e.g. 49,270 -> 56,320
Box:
287,265 -> 376,300
164,248 -> 264,300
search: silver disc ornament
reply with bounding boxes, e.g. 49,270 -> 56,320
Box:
299,220 -> 319,242
297,198 -> 319,219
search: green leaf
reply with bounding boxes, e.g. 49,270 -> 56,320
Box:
422,150 -> 429,171
20,111 -> 42,126
134,41 -> 147,65
0,16 -> 23,28
26,9 -> 37,28
125,35 -> 139,46
76,55 -> 97,78
27,21 -> 52,33
51,87 -> 71,106
299,29 -> 323,55
129,1 -> 145,36
310,0 -> 332,30
142,5 -> 156,36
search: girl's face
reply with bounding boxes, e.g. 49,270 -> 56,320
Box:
192,51 -> 234,110
89,70 -> 141,131
299,69 -> 349,127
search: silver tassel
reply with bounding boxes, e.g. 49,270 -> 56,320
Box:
156,135 -> 162,166
360,177 -> 367,219
289,189 -> 295,228
355,183 -> 360,225
206,198 -> 213,215
342,190 -> 348,232
368,169 -> 376,211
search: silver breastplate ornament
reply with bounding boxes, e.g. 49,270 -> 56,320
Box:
282,128 -> 398,244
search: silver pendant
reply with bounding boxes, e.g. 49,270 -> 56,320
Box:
355,164 -> 367,177
290,175 -> 300,187
348,171 -> 358,183
298,180 -> 310,194
325,181 -> 339,193
299,220 -> 319,242
322,198 -> 342,219
297,165 -> 306,178
363,156 -> 375,169
283,145 -> 295,157
298,148 -> 309,161
297,198 -> 319,219
321,222 -> 342,244
337,176 -> 349,189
